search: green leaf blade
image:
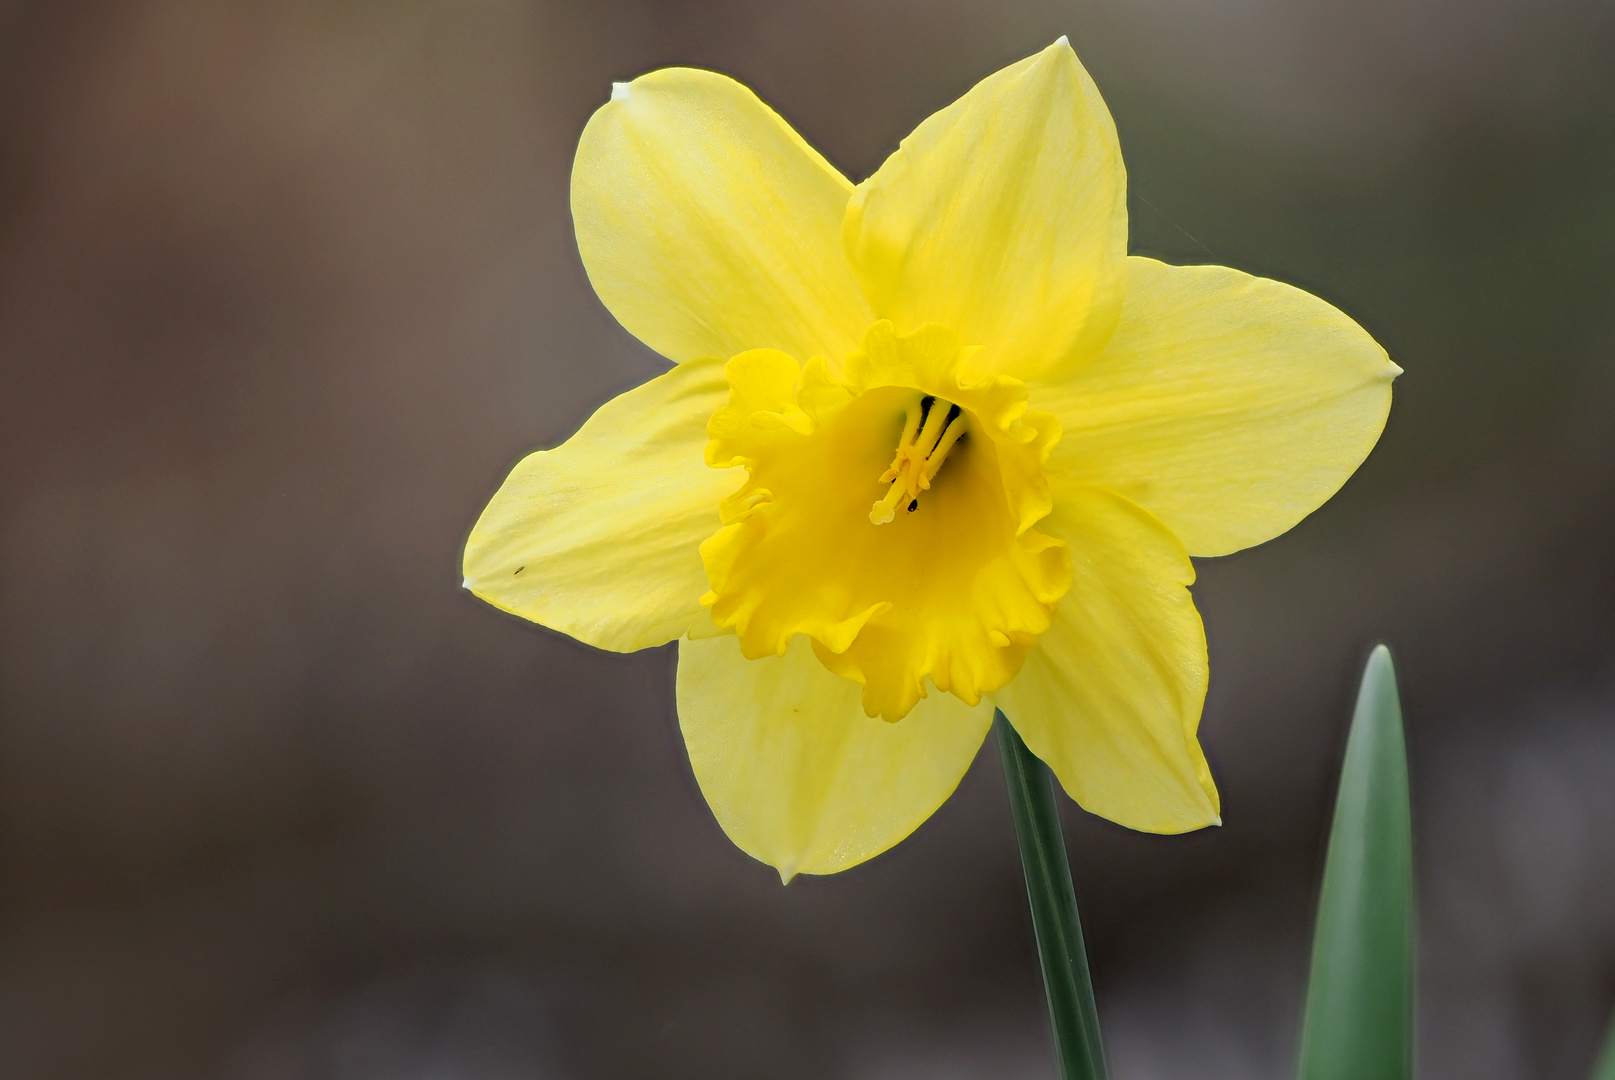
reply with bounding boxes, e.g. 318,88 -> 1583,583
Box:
1299,645 -> 1414,1080
1592,1009 -> 1615,1080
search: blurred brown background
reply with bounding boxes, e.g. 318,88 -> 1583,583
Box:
2,1 -> 1613,1077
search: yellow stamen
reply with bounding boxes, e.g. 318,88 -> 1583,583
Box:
913,396 -> 952,459
920,418 -> 967,487
897,399 -> 924,458
870,481 -> 905,525
869,396 -> 967,525
877,399 -> 925,485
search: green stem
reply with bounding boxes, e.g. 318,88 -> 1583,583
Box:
996,710 -> 1107,1080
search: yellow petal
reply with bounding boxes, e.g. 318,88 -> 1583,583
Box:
572,68 -> 873,365
463,357 -> 741,651
1039,256 -> 1400,557
992,484 -> 1220,833
677,632 -> 994,879
841,39 -> 1127,383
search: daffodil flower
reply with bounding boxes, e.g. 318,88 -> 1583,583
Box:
464,39 -> 1398,880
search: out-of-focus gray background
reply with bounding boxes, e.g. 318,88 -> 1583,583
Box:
1,1 -> 1612,1077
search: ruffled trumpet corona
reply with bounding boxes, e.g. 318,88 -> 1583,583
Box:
463,38 -> 1399,880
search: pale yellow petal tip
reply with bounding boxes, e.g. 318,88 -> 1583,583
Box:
610,81 -> 630,102
1210,815 -> 1224,827
777,863 -> 797,885
1387,359 -> 1405,378
461,577 -> 473,591
1054,34 -> 1071,48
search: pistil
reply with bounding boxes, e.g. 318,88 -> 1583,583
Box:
870,396 -> 966,524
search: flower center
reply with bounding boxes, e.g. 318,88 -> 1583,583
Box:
700,321 -> 1072,720
870,396 -> 966,525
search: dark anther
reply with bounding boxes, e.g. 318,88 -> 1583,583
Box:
944,403 -> 961,426
908,499 -> 919,512
917,395 -> 936,427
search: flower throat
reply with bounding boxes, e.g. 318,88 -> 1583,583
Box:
870,395 -> 966,525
